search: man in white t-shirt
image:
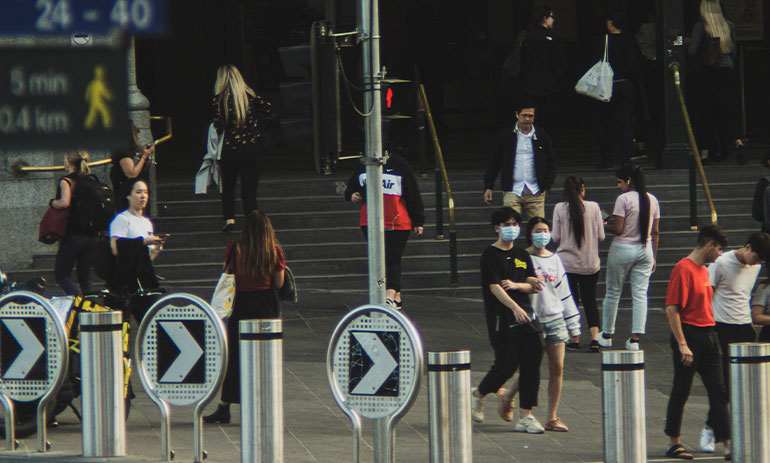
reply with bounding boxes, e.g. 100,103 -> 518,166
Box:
699,232 -> 770,453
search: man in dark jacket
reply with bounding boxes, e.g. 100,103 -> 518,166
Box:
483,102 -> 556,222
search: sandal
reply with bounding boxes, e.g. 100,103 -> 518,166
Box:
544,418 -> 568,432
665,444 -> 693,460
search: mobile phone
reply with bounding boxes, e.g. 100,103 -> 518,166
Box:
146,140 -> 157,149
601,210 -> 610,221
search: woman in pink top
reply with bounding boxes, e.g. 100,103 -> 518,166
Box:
552,176 -> 605,352
598,165 -> 660,350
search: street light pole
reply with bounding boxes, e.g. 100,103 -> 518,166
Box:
360,0 -> 387,307
360,1 -> 391,461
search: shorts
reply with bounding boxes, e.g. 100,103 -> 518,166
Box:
541,317 -> 569,344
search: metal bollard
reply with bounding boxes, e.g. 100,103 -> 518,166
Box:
240,319 -> 283,463
730,343 -> 770,463
427,351 -> 472,463
79,311 -> 125,457
601,350 -> 646,463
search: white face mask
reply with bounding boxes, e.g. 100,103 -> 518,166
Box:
532,232 -> 551,248
500,225 -> 520,242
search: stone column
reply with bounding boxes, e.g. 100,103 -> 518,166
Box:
126,37 -> 156,214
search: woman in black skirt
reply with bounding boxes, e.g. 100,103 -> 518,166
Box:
203,210 -> 285,423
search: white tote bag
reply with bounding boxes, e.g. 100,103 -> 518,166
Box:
575,34 -> 614,102
211,247 -> 236,318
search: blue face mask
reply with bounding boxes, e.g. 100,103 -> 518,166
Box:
532,231 -> 551,248
500,225 -> 520,242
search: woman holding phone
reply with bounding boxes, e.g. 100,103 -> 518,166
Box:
110,121 -> 155,213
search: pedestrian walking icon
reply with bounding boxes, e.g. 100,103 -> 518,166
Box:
84,65 -> 113,129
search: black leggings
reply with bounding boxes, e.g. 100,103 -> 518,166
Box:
478,332 -> 543,409
690,66 -> 740,153
566,272 -> 600,329
55,233 -> 97,296
361,227 -> 411,292
599,80 -> 637,165
219,143 -> 262,220
220,289 -> 279,404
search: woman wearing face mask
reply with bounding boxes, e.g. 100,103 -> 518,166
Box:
471,207 -> 546,434
552,176 -> 605,351
505,217 -> 580,432
599,165 -> 660,351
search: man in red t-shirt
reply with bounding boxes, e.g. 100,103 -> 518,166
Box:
663,225 -> 731,460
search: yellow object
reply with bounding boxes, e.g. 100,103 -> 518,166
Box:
84,65 -> 113,129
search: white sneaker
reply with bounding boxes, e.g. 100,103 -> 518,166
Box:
625,338 -> 640,351
597,332 -> 612,348
514,414 -> 545,434
700,426 -> 715,453
471,389 -> 485,423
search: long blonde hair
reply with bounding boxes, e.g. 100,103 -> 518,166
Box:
66,150 -> 90,177
700,0 -> 734,54
236,210 -> 280,283
214,64 -> 255,128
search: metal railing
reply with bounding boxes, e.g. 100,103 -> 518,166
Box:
417,84 -> 457,286
11,115 -> 173,177
669,62 -> 717,226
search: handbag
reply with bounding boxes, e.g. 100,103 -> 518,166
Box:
38,206 -> 69,244
276,265 -> 297,303
575,34 -> 614,102
211,245 -> 236,318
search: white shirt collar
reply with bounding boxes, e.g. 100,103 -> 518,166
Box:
514,123 -> 536,139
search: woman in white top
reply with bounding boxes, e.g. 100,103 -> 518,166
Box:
599,165 -> 660,350
109,179 -> 165,256
108,179 -> 166,321
506,217 -> 580,432
552,176 -> 605,352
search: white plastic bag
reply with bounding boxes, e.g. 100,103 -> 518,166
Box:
211,272 -> 235,318
211,249 -> 236,318
575,34 -> 614,102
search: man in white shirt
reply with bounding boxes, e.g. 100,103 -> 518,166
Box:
699,232 -> 770,453
483,101 -> 557,223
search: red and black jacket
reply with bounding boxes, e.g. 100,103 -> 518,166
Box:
344,154 -> 425,230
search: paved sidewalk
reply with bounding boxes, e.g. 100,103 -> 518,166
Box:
0,290 -> 735,462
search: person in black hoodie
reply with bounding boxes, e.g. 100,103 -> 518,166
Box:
596,11 -> 643,169
344,153 -> 425,309
514,5 -> 566,132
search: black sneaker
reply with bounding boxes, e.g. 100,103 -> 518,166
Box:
589,340 -> 601,353
203,404 -> 230,424
566,342 -> 580,351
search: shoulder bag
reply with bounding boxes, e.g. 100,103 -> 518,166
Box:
575,34 -> 614,102
211,243 -> 237,318
39,178 -> 74,244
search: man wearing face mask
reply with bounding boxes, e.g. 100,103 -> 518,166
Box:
483,100 -> 557,223
472,207 -> 546,434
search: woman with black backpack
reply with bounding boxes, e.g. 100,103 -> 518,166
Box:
50,150 -> 99,296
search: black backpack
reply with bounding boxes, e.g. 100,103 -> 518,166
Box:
70,175 -> 116,233
752,176 -> 770,223
501,42 -> 522,88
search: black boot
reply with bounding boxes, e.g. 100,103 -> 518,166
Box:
203,404 -> 230,424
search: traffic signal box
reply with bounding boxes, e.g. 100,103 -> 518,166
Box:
278,21 -> 341,174
279,20 -> 416,174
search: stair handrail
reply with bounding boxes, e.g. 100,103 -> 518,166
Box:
417,84 -> 458,286
669,62 -> 718,226
11,115 -> 173,177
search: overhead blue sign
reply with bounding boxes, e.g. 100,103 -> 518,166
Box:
0,0 -> 166,35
